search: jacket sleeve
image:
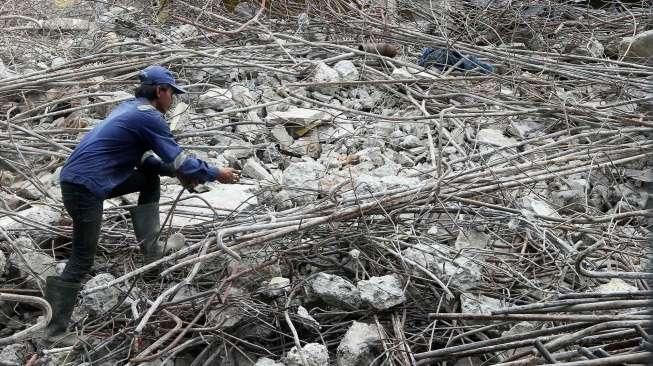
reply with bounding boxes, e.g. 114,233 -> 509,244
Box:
139,151 -> 176,177
140,114 -> 219,183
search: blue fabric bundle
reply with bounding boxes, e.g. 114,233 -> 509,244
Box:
418,47 -> 494,74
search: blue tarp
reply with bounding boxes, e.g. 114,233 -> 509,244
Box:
418,47 -> 494,74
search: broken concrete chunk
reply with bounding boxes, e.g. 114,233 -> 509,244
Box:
271,125 -> 295,148
476,129 -> 518,147
0,250 -> 5,276
198,88 -> 235,110
268,107 -> 326,126
297,305 -> 319,327
165,232 -> 185,253
619,29 -> 653,65
460,293 -> 503,314
596,278 -> 638,293
518,196 -> 560,218
455,230 -> 491,250
173,24 -> 198,38
502,321 -> 536,337
207,303 -> 243,328
82,273 -> 120,315
8,249 -> 57,286
508,120 -> 544,139
282,160 -> 325,205
334,60 -> 359,81
309,272 -> 361,309
0,204 -> 62,231
243,157 -> 275,184
357,274 -> 406,310
453,357 -> 484,366
207,286 -> 247,328
400,135 -> 422,149
160,183 -> 257,226
313,62 -> 340,93
286,343 -> 329,366
254,357 -> 283,366
0,343 -> 27,366
262,276 -> 290,297
337,321 -> 381,366
352,174 -> 420,197
169,102 -> 189,132
402,243 -> 482,291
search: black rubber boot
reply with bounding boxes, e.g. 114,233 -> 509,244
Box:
130,203 -> 164,278
43,276 -> 81,340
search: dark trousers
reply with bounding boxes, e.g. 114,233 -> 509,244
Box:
59,171 -> 160,282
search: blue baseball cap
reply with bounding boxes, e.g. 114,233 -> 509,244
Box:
138,65 -> 187,94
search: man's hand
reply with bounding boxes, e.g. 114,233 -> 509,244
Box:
217,167 -> 240,184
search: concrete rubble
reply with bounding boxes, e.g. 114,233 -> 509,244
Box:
308,272 -> 362,310
357,274 -> 406,310
402,243 -> 482,291
0,1 -> 650,365
285,343 -> 329,366
336,321 -> 381,366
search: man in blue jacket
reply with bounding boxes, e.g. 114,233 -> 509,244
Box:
44,65 -> 240,340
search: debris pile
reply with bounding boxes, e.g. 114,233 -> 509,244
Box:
0,0 -> 651,365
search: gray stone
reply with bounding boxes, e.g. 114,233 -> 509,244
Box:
455,230 -> 491,250
271,125 -> 295,148
0,250 -> 6,276
313,62 -> 340,93
0,60 -> 18,80
282,160 -> 325,205
336,321 -> 381,366
476,129 -> 517,147
286,343 -> 329,366
255,357 -> 283,366
297,305 -> 318,327
355,147 -> 385,166
207,287 -> 247,328
160,183 -> 257,227
402,243 -> 482,291
334,60 -> 359,82
273,190 -> 294,210
508,120 -> 544,139
596,278 -> 638,293
502,321 -> 536,337
164,232 -> 186,253
620,29 -> 653,65
8,249 -> 57,286
0,343 -> 26,365
453,357 -> 484,366
51,57 -> 67,68
608,184 -> 648,209
268,107 -> 326,126
263,276 -> 290,297
357,274 -> 406,310
289,132 -> 322,159
518,196 -> 559,218
243,157 -> 275,184
460,293 -> 503,314
198,88 -> 235,110
173,24 -> 198,38
352,174 -> 420,197
0,204 -> 62,232
169,102 -> 189,132
309,272 -> 361,309
82,273 -> 120,315
400,135 -> 422,149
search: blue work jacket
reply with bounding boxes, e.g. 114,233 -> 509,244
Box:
60,98 -> 218,198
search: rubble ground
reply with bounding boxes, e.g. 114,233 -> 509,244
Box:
0,0 -> 652,365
